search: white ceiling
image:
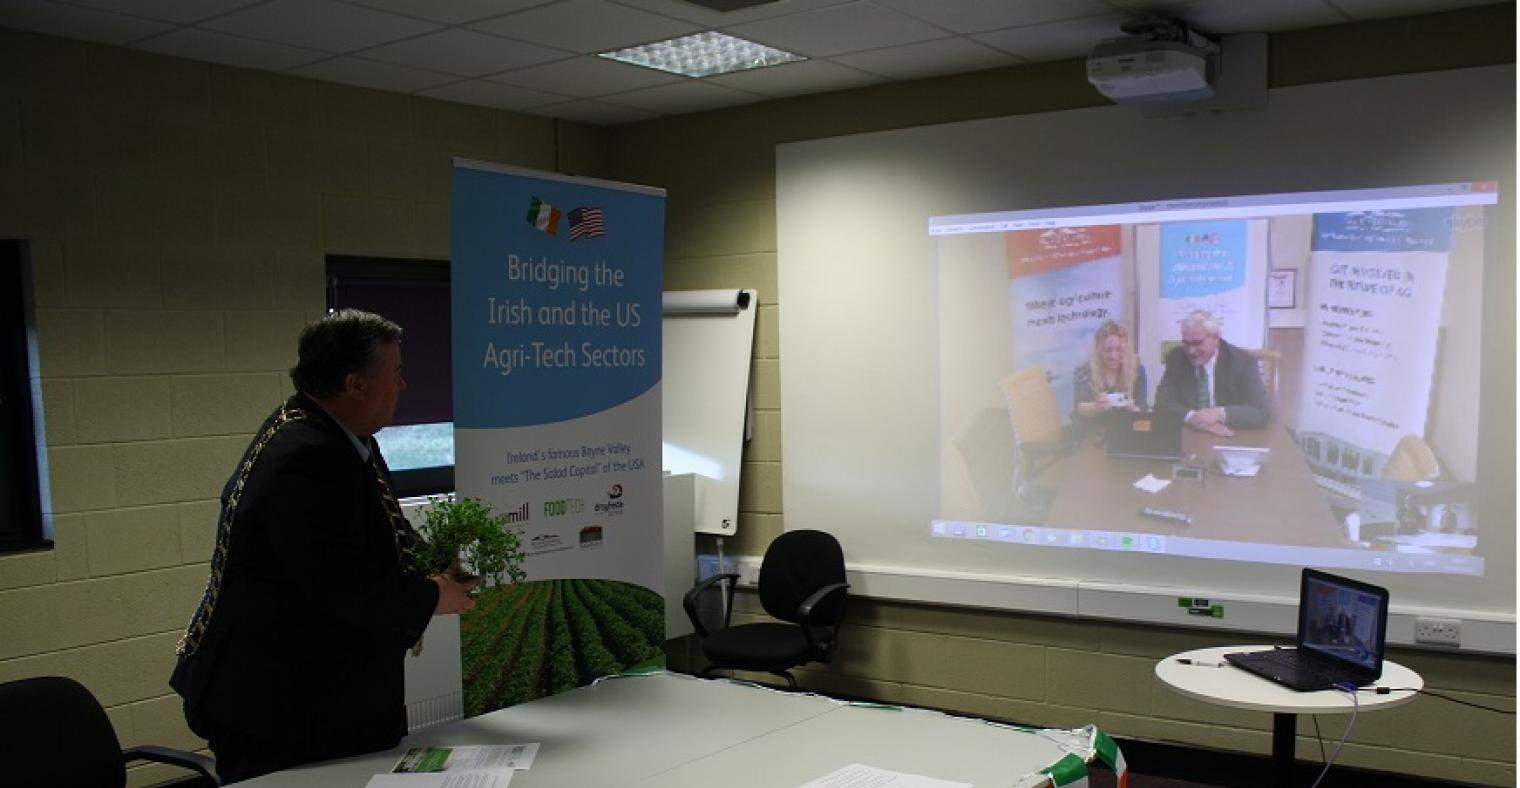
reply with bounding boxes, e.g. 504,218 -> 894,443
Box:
0,0 -> 1500,125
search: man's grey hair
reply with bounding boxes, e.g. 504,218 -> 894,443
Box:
289,309 -> 402,399
1179,310 -> 1221,336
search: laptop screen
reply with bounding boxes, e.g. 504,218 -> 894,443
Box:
1299,570 -> 1387,671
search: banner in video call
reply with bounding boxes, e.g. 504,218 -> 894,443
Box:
1298,208 -> 1453,478
451,160 -> 666,716
1156,220 -> 1260,353
1006,227 -> 1124,420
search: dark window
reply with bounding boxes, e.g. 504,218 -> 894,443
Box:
1,240 -> 50,552
327,255 -> 453,498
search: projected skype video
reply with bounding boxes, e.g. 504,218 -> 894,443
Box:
930,183 -> 1497,576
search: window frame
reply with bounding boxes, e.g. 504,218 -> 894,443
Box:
1,240 -> 51,553
326,254 -> 455,499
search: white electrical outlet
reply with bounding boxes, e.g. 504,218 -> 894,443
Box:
734,556 -> 763,586
1414,616 -> 1462,647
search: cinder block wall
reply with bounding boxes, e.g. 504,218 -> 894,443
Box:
0,26 -> 604,787
609,5 -> 1516,786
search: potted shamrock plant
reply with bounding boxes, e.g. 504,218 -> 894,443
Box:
407,495 -> 527,590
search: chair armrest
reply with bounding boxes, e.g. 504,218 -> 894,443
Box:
796,582 -> 849,654
682,573 -> 738,638
125,745 -> 220,785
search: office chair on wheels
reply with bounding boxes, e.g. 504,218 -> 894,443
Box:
682,529 -> 849,688
0,675 -> 220,787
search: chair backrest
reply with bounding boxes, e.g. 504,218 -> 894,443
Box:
1242,347 -> 1281,398
1382,434 -> 1441,481
757,529 -> 846,624
1,676 -> 126,788
998,367 -> 1063,445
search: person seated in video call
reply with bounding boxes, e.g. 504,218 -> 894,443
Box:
1153,310 -> 1270,436
1071,320 -> 1149,435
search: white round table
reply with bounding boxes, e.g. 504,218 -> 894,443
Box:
1156,645 -> 1421,787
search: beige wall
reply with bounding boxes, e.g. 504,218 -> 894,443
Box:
0,25 -> 605,786
608,5 -> 1515,786
0,4 -> 1512,787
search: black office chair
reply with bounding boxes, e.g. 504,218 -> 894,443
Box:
683,529 -> 849,688
0,675 -> 219,787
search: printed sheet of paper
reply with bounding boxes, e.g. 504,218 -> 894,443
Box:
1132,474 -> 1171,493
363,772 -> 510,788
364,743 -> 540,788
795,763 -> 972,788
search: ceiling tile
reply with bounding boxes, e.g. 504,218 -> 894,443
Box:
873,0 -> 1114,34
202,0 -> 442,53
601,78 -> 761,115
606,0 -> 852,27
338,0 -> 550,25
723,1 -> 946,57
1172,0 -> 1348,34
488,55 -> 683,98
362,28 -> 568,76
831,36 -> 1018,80
705,58 -> 884,98
290,56 -> 459,92
64,0 -> 263,24
0,0 -> 173,45
469,0 -> 702,53
418,78 -> 574,110
973,13 -> 1131,63
529,98 -> 659,125
136,27 -> 329,70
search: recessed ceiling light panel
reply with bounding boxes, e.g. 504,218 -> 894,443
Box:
598,31 -> 805,78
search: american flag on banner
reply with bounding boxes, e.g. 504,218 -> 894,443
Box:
526,197 -> 560,235
568,206 -> 606,240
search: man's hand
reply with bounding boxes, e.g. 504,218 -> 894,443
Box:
432,573 -> 482,615
1186,407 -> 1228,431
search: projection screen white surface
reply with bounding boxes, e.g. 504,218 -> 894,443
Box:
776,65 -> 1514,651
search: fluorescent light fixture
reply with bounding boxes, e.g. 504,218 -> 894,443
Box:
598,31 -> 804,78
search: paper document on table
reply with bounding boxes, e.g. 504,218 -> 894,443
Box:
1132,474 -> 1171,493
392,744 -> 538,772
364,772 -> 510,788
795,763 -> 972,788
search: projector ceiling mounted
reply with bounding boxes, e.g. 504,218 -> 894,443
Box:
1086,16 -> 1220,104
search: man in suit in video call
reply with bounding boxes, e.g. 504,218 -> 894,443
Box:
1153,309 -> 1270,437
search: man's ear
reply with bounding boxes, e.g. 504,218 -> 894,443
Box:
343,370 -> 366,396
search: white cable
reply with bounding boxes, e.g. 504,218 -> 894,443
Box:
1309,685 -> 1360,788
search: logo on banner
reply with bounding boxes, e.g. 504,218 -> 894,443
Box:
526,197 -> 606,241
527,532 -> 570,555
502,502 -> 530,524
595,484 -> 625,516
543,498 -> 585,517
579,526 -> 604,549
1006,225 -> 1122,278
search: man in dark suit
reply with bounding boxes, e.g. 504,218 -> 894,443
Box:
170,309 -> 480,783
1153,310 -> 1270,436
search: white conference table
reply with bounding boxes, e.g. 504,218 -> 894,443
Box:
1156,645 -> 1421,788
243,671 -> 1109,787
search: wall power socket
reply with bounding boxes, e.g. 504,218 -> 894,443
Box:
1413,616 -> 1462,647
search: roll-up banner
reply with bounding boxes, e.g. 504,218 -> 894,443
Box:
451,160 -> 666,716
1298,208 -> 1452,480
1005,226 -> 1125,422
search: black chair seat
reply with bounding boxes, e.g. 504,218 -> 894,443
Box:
682,529 -> 850,688
701,623 -> 811,670
1,676 -> 219,787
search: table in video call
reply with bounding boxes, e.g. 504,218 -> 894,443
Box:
1045,424 -> 1348,548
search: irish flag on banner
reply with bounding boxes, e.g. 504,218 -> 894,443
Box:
527,196 -> 561,234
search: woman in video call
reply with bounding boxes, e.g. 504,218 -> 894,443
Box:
1072,320 -> 1149,433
